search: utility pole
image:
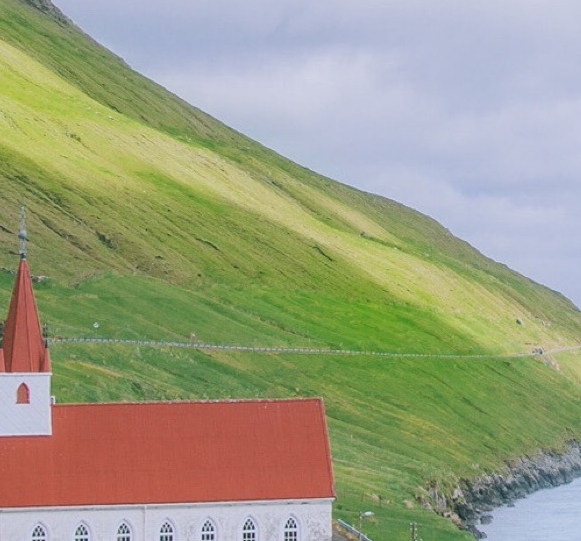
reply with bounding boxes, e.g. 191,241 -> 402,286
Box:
358,511 -> 374,540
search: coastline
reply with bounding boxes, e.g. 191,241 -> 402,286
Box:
425,441 -> 581,539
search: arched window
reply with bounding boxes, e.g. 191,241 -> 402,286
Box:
283,518 -> 298,541
74,524 -> 89,541
32,524 -> 47,541
160,522 -> 174,541
17,382 -> 30,404
242,519 -> 256,541
117,523 -> 131,541
201,520 -> 215,541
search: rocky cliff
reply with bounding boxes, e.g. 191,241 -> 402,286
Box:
23,0 -> 70,24
422,441 -> 581,538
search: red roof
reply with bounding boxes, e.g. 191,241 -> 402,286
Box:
1,258 -> 50,373
0,398 -> 335,508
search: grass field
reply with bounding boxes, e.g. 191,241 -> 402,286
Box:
0,269 -> 575,540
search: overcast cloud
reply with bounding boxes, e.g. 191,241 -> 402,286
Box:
54,0 -> 581,307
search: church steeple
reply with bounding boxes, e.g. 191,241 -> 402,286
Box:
0,206 -> 50,373
0,207 -> 52,436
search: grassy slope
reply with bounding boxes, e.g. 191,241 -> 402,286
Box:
1,1 -> 581,539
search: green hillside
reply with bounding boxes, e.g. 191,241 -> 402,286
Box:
2,1 -> 581,539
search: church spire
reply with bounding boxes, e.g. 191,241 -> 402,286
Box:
0,207 -> 50,373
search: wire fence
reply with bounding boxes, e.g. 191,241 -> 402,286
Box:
46,336 -> 559,359
337,519 -> 373,541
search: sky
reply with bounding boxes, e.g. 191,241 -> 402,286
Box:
53,0 -> 581,307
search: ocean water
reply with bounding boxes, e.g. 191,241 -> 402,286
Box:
478,476 -> 581,541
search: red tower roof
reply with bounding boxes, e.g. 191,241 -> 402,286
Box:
1,258 -> 50,373
0,398 -> 335,507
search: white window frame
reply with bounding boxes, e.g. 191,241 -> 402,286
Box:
32,524 -> 47,541
242,518 -> 257,541
283,517 -> 299,541
201,519 -> 216,541
117,522 -> 132,541
74,523 -> 90,541
160,521 -> 174,541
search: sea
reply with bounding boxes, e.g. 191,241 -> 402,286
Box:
478,476 -> 581,540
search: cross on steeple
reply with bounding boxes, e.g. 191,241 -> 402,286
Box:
18,204 -> 27,259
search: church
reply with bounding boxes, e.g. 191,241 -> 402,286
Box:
0,234 -> 335,541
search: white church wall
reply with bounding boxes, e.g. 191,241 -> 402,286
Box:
0,498 -> 333,541
0,372 -> 52,436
